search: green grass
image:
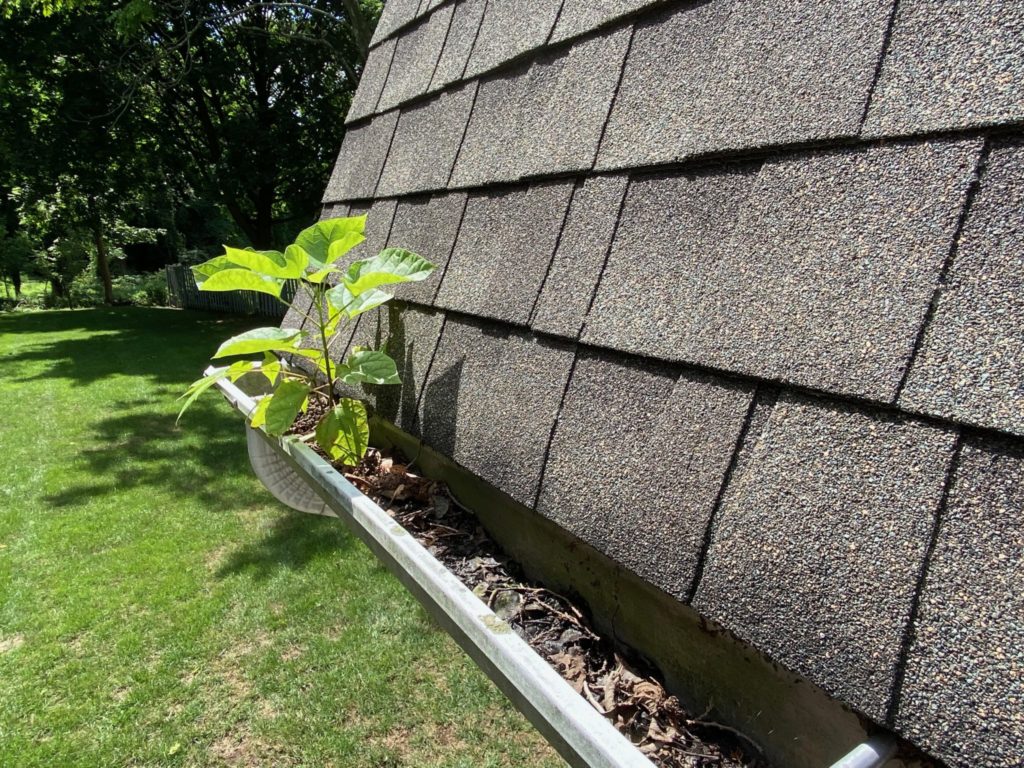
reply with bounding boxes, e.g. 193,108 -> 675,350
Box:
0,307 -> 562,768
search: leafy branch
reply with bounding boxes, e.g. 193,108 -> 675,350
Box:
178,214 -> 436,465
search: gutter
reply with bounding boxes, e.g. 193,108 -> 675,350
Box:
209,368 -> 904,768
209,369 -> 657,768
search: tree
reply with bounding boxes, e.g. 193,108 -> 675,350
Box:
115,0 -> 381,248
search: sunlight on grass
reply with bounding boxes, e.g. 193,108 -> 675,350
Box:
0,307 -> 562,768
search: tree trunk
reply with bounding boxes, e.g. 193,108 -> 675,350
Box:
92,225 -> 114,304
11,268 -> 21,296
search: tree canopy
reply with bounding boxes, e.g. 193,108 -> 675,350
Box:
0,0 -> 381,300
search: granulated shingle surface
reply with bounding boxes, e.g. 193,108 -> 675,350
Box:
377,82 -> 477,196
531,175 -> 628,338
376,5 -> 453,112
346,38 -> 395,124
694,395 -> 957,723
537,351 -> 753,600
435,182 -> 574,324
586,141 -> 983,402
895,434 -> 1024,768
463,0 -> 562,79
598,0 -> 891,169
901,141 -> 1024,436
385,191 -> 467,306
863,0 -> 1024,136
418,316 -> 574,506
429,0 -> 486,90
322,111 -> 399,202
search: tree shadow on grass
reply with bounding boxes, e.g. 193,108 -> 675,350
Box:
215,512 -> 354,581
0,307 -> 257,388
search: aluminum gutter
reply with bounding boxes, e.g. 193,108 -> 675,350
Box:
209,370 -> 656,768
827,736 -> 897,768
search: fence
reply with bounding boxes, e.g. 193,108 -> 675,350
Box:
165,264 -> 297,318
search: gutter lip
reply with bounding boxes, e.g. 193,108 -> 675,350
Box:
207,367 -> 658,768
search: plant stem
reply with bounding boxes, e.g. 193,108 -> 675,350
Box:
316,282 -> 336,407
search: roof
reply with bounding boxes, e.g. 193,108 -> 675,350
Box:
314,2 -> 1024,765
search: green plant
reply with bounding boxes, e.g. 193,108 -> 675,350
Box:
178,215 -> 435,466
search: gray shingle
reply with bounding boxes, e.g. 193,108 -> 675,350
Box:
900,142 -> 1024,436
333,198 -> 397,266
335,303 -> 446,434
551,0 -> 663,43
376,82 -> 477,197
863,0 -> 1024,137
418,316 -> 575,506
597,0 -> 891,170
451,29 -> 630,187
463,0 -> 562,78
447,62 -> 530,185
585,140 -> 983,402
896,435 -> 1024,768
531,175 -> 627,338
537,352 -> 753,599
430,0 -> 486,90
693,395 -> 957,723
434,182 -> 574,324
370,0 -> 423,46
322,111 -> 399,202
385,192 -> 467,306
516,29 -> 631,179
376,5 -> 453,112
346,38 -> 395,124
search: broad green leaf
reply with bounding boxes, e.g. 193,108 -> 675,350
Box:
263,380 -> 309,436
261,352 -> 282,385
249,395 -> 271,429
192,255 -> 236,280
315,398 -> 369,466
176,361 -> 255,422
197,267 -> 285,298
295,216 -> 366,266
342,248 -> 435,296
305,264 -> 340,284
341,349 -> 401,385
326,283 -> 393,318
222,245 -> 307,279
212,327 -> 301,358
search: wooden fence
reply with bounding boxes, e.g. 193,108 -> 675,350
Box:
166,264 -> 296,318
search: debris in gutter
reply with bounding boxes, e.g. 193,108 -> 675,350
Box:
288,402 -> 768,768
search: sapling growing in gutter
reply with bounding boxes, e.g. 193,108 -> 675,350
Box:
177,215 -> 436,465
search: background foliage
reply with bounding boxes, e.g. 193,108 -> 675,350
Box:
0,0 -> 382,307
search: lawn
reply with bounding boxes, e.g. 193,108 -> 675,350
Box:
0,307 -> 562,768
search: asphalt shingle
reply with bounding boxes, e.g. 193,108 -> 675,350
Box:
385,192 -> 467,306
551,0 -> 662,43
900,141 -> 1024,436
429,0 -> 486,90
434,182 -> 574,324
335,303 -> 446,433
863,0 -> 1024,137
376,82 -> 477,197
463,0 -> 562,78
418,316 -> 575,506
693,394 -> 957,723
585,140 -> 983,402
531,175 -> 628,338
597,0 -> 891,170
451,29 -> 630,187
322,111 -> 399,202
895,434 -> 1024,768
376,5 -> 453,112
346,38 -> 396,124
537,352 -> 753,599
370,0 -> 423,47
